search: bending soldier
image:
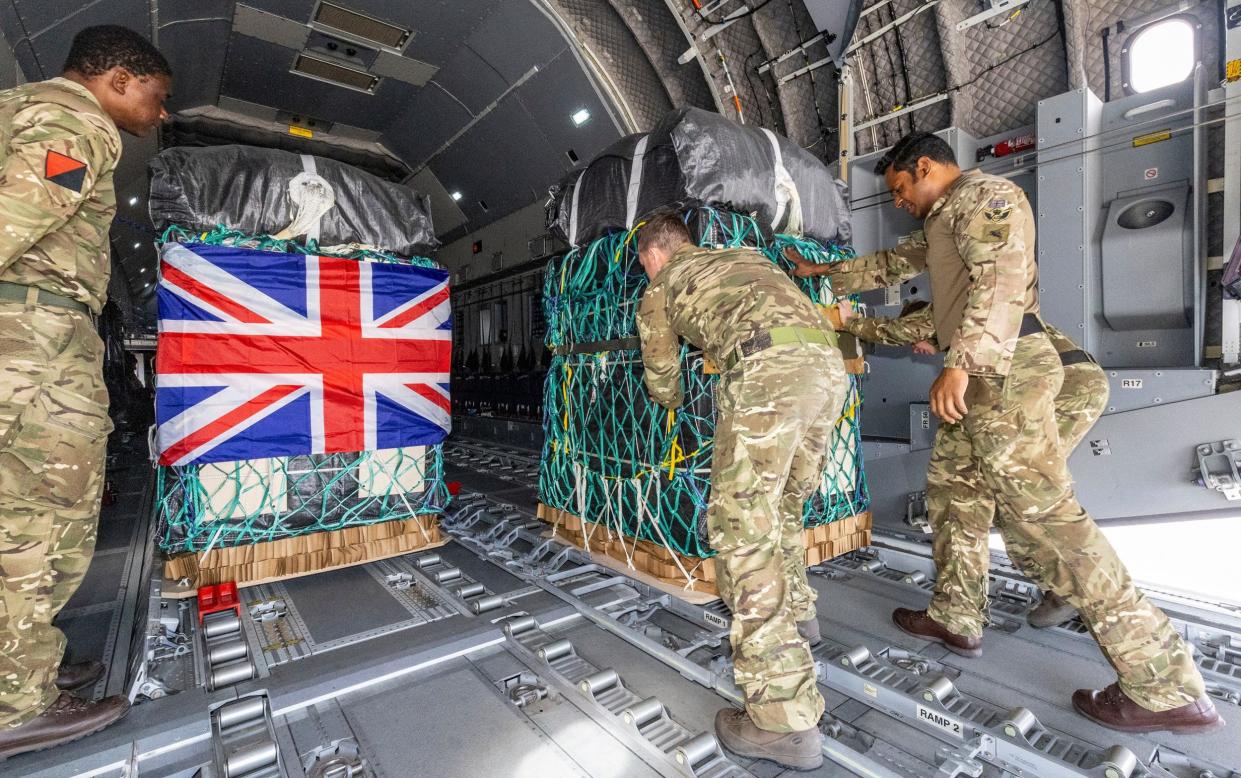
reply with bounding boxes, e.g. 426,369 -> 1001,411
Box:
635,210 -> 848,770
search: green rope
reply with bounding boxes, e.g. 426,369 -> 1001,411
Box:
538,208 -> 868,558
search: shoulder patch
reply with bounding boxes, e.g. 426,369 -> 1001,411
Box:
982,197 -> 1012,222
974,223 -> 1010,243
45,150 -> 87,192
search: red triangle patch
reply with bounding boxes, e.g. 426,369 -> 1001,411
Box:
45,150 -> 86,179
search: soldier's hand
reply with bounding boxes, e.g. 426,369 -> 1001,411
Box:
929,367 -> 970,423
912,340 -> 935,355
783,247 -> 822,278
836,300 -> 856,324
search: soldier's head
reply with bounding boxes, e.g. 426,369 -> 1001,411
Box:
873,132 -> 960,220
62,25 -> 172,137
636,210 -> 691,280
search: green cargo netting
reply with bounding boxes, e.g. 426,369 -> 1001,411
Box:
538,208 -> 868,558
153,227 -> 448,554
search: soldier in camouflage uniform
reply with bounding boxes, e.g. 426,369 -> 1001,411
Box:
790,132 -> 1221,734
635,210 -> 848,770
830,298 -> 1110,626
0,26 -> 170,758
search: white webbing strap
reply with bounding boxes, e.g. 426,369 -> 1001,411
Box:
568,170 -> 586,247
274,154 -> 336,242
760,128 -> 803,236
624,135 -> 650,229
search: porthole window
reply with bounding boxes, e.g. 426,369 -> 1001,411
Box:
1124,18 -> 1196,93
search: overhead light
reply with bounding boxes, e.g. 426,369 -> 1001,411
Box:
571,108 -> 591,127
128,196 -> 139,206
450,191 -> 463,202
132,242 -> 141,249
144,283 -> 151,288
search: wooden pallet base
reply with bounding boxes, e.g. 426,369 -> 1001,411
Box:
163,514 -> 445,592
535,504 -> 871,602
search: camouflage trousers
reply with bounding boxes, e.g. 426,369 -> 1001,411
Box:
925,334 -> 1204,711
709,342 -> 847,732
0,302 -> 111,728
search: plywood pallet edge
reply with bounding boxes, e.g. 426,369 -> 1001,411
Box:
162,514 -> 447,595
535,504 -> 872,603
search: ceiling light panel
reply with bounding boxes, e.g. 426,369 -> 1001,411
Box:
312,1 -> 412,50
291,53 -> 380,94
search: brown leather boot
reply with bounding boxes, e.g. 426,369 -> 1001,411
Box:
796,618 -> 822,648
714,709 -> 823,772
892,608 -> 982,657
1026,591 -> 1076,629
0,692 -> 130,759
1072,683 -> 1224,735
56,660 -> 105,691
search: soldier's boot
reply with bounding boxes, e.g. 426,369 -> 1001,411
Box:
1072,683 -> 1224,735
56,660 -> 105,691
796,619 -> 822,648
714,709 -> 823,772
0,692 -> 130,759
1026,591 -> 1076,629
892,608 -> 982,658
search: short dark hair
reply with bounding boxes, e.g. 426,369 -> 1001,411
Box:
873,131 -> 957,176
63,25 -> 171,79
637,209 -> 691,256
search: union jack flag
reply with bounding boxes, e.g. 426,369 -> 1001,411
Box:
154,243 -> 451,466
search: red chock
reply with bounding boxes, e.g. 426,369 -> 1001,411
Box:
197,581 -> 241,625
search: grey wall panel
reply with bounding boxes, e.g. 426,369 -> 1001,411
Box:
430,45 -> 508,115
13,0 -> 146,43
16,0 -> 148,80
220,33 -> 420,131
515,50 -> 619,170
466,0 -> 566,84
383,82 -> 473,167
427,98 -> 563,225
159,0 -> 236,24
1068,390 -> 1241,521
160,19 -> 231,111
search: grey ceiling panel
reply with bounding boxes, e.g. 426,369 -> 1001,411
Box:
10,38 -> 41,81
160,18 -> 231,111
381,82 -> 473,166
515,50 -> 620,170
409,166 -> 468,235
219,32 -> 420,131
370,49 -> 436,86
429,45 -> 508,115
14,0 -> 149,81
427,98 -> 564,226
233,3 -> 311,49
12,0 -> 146,41
158,0 -> 236,25
393,0 -> 505,67
465,0 -> 566,83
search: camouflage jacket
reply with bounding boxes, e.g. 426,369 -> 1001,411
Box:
845,306 -> 936,347
846,303 -> 1086,361
828,171 -> 1038,376
636,244 -> 832,409
0,77 -> 122,314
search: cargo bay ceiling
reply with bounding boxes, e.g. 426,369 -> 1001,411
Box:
0,0 -> 1225,327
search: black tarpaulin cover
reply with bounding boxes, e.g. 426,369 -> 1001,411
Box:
548,107 -> 850,247
149,144 -> 438,257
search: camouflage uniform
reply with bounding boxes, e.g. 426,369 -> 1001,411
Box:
846,307 -> 1111,595
637,244 -> 848,732
0,78 -> 120,728
829,171 -> 1204,712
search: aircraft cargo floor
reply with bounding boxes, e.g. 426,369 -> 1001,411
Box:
15,439 -> 1240,778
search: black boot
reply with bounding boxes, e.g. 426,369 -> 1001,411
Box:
0,692 -> 130,759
